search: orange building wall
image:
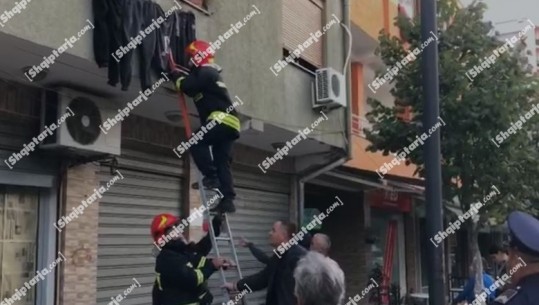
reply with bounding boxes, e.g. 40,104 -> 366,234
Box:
345,63 -> 419,179
351,0 -> 399,39
348,1 -> 418,179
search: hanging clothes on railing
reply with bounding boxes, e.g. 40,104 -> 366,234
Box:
93,0 -> 129,88
176,11 -> 197,68
153,11 -> 196,74
92,0 -> 196,91
137,0 -> 161,90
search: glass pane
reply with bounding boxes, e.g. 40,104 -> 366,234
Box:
0,187 -> 38,305
370,212 -> 401,286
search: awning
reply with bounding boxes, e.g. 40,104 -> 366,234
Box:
312,170 -> 424,194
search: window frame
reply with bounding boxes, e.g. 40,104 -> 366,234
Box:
0,173 -> 58,305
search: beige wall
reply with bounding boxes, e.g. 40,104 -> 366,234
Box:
59,164 -> 100,305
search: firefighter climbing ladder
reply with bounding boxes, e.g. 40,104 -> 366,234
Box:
168,53 -> 246,305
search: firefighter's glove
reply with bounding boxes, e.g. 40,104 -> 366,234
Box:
169,68 -> 188,81
169,69 -> 189,90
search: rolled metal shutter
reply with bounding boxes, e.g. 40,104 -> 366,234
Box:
208,165 -> 291,305
282,0 -> 323,67
96,148 -> 184,305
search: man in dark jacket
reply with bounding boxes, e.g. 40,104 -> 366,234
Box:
223,221 -> 307,305
151,213 -> 230,305
171,39 -> 240,214
238,232 -> 312,265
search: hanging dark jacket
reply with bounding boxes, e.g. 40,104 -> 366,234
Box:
236,244 -> 307,305
153,11 -> 196,74
92,0 -> 138,90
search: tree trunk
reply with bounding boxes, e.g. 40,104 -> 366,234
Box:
467,220 -> 485,305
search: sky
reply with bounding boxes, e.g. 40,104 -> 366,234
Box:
460,0 -> 539,26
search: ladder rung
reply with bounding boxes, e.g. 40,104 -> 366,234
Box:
215,236 -> 231,242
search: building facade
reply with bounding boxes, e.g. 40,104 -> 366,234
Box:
304,1 -> 432,304
0,0 -> 349,304
495,18 -> 539,75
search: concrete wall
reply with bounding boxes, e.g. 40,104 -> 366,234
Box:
0,1 -> 94,60
0,0 -> 347,150
284,66 -> 346,148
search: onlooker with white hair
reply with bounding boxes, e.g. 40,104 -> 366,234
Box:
310,233 -> 331,257
294,251 -> 345,305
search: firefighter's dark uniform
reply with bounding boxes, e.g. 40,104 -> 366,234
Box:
152,222 -> 220,305
492,211 -> 539,305
175,63 -> 240,203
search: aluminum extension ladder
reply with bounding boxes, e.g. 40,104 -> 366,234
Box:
195,176 -> 246,305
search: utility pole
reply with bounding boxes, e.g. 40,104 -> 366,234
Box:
420,0 -> 445,304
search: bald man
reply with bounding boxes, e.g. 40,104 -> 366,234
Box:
310,233 -> 331,257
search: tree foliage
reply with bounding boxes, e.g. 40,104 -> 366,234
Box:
365,0 -> 539,222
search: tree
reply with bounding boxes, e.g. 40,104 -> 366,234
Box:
365,0 -> 539,302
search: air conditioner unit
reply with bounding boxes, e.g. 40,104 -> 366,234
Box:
313,67 -> 346,110
40,88 -> 121,156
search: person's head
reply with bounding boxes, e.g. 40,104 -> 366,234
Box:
150,213 -> 187,245
294,251 -> 345,305
489,244 -> 509,264
506,211 -> 539,278
299,232 -> 313,249
310,233 -> 331,256
269,220 -> 296,247
185,40 -> 215,68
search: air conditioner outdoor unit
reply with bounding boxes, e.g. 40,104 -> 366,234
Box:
313,67 -> 346,110
40,88 -> 121,156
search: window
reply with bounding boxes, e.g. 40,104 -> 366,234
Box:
399,0 -> 416,19
370,211 -> 404,292
282,0 -> 324,69
0,187 -> 39,305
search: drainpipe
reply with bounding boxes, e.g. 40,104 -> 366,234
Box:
343,0 -> 352,161
298,0 -> 352,226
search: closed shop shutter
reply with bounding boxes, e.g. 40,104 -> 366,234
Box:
282,0 -> 323,67
96,148 -> 184,305
208,165 -> 291,305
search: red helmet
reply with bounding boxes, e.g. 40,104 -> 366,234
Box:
186,40 -> 215,66
151,213 -> 179,243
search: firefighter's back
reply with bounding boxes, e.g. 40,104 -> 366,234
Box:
153,248 -> 207,305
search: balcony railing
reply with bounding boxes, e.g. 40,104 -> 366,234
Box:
351,113 -> 373,137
